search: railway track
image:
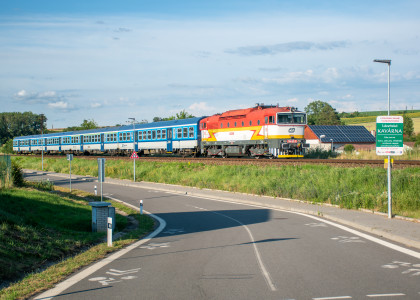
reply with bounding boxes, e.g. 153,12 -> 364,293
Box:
13,154 -> 420,168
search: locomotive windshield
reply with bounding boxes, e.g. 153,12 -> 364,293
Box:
277,113 -> 306,124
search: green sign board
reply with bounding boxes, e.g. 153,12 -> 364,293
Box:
376,116 -> 404,156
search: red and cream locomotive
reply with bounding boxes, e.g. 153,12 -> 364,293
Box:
200,104 -> 309,158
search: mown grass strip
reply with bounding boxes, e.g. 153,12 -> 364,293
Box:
13,156 -> 420,219
0,186 -> 154,300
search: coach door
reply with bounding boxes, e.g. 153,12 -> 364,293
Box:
100,134 -> 105,152
167,128 -> 173,153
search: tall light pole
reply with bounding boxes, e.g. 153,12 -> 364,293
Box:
41,114 -> 44,171
374,59 -> 392,218
128,117 -> 136,182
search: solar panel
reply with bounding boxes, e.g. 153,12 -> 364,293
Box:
308,125 -> 375,143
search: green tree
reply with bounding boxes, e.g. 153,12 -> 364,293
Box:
304,100 -> 341,125
0,112 -> 47,144
153,110 -> 193,122
403,114 -> 414,138
80,119 -> 98,130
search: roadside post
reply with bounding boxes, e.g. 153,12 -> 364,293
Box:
94,185 -> 97,196
98,158 -> 106,202
376,115 -> 403,218
107,217 -> 113,247
140,200 -> 143,215
67,154 -> 73,192
130,151 -> 139,181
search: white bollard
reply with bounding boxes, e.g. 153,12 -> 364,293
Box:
94,185 -> 97,196
140,200 -> 143,215
107,217 -> 113,247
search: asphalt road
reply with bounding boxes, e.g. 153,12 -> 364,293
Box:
28,172 -> 420,300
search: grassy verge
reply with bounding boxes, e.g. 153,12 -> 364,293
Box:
13,156 -> 420,219
0,185 -> 154,300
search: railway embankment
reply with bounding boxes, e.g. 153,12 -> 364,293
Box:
13,156 -> 420,220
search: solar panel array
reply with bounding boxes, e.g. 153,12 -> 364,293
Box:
308,125 -> 375,143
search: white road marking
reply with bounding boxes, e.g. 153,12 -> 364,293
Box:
190,204 -> 277,292
163,228 -> 185,235
331,236 -> 365,243
139,242 -> 170,250
106,268 -> 141,276
305,222 -> 327,227
366,293 -> 405,297
34,202 -> 166,300
382,261 -> 420,276
188,195 -> 420,260
313,296 -> 352,299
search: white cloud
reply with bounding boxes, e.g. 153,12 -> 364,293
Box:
188,102 -> 216,115
287,98 -> 299,103
90,102 -> 102,108
48,101 -> 68,109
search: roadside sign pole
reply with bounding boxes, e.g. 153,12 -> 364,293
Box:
98,158 -> 106,202
67,154 -> 73,192
134,157 -> 136,182
107,217 -> 113,247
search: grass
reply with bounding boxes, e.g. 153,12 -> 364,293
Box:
0,185 -> 154,300
13,156 -> 420,219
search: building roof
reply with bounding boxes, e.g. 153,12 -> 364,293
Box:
306,125 -> 376,143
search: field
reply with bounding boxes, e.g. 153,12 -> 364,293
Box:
350,117 -> 420,135
13,156 -> 420,219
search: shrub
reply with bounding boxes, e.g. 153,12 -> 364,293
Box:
343,144 -> 355,153
11,161 -> 24,187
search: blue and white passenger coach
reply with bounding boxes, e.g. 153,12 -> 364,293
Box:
13,117 -> 204,156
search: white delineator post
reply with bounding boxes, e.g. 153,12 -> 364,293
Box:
140,200 -> 143,215
107,217 -> 113,247
94,185 -> 97,196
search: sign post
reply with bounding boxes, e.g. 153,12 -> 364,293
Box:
98,158 -> 106,202
67,154 -> 73,192
130,151 -> 139,182
376,116 -> 403,218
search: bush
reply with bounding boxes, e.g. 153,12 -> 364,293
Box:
11,161 -> 24,187
304,148 -> 338,159
344,144 -> 355,153
0,139 -> 13,154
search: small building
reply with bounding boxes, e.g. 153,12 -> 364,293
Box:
305,125 -> 376,151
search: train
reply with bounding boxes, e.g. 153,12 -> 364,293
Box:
13,104 -> 309,158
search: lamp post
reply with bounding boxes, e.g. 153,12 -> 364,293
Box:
374,59 -> 392,218
41,114 -> 44,171
128,117 -> 136,182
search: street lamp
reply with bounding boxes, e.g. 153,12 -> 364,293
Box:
374,58 -> 392,218
128,117 -> 136,182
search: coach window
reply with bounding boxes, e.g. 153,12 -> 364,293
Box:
227,122 -> 230,128
258,120 -> 260,125
242,121 -> 244,127
138,131 -> 143,141
146,130 -> 151,140
157,130 -> 161,139
183,127 -> 188,138
189,127 -> 194,138
234,122 -> 237,127
152,130 -> 156,140
162,129 -> 166,139
249,121 -> 252,126
220,123 -> 223,128
177,128 -> 181,139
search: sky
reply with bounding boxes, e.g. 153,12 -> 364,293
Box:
1,0 -> 419,128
